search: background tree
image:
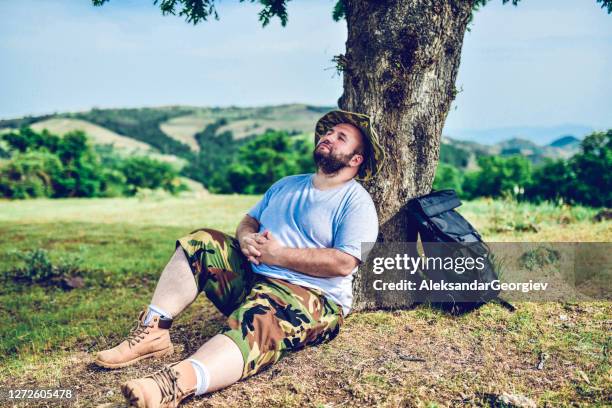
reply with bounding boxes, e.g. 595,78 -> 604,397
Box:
462,155 -> 532,200
524,131 -> 611,207
92,0 -> 612,310
227,130 -> 315,194
119,156 -> 184,196
0,128 -> 186,198
570,130 -> 612,207
0,151 -> 62,199
526,159 -> 575,204
432,163 -> 463,195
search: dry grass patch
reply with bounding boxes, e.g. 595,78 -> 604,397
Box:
159,115 -> 215,152
3,300 -> 609,407
1,196 -> 609,407
30,118 -> 187,168
30,119 -> 152,152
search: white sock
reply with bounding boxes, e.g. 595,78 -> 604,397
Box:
187,358 -> 210,396
143,304 -> 171,325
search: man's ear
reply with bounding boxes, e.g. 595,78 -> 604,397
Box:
351,153 -> 364,168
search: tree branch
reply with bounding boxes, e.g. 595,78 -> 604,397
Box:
93,0 -> 610,27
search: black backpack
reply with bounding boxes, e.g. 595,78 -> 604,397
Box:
406,189 -> 514,314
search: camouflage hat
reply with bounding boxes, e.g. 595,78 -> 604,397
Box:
315,109 -> 385,181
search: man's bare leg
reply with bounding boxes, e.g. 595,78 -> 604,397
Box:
119,239 -> 246,405
120,335 -> 244,406
140,247 -> 245,394
95,247 -> 198,369
188,334 -> 244,392
149,246 -> 198,318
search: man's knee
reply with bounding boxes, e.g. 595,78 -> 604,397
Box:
181,228 -> 233,249
175,228 -> 231,271
176,228 -> 236,271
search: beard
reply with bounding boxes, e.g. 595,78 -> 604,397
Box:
313,144 -> 354,175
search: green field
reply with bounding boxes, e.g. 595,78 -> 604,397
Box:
0,195 -> 609,407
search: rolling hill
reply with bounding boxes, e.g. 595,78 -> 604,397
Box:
28,118 -> 187,168
31,118 -> 153,152
443,124 -> 594,145
0,104 -> 587,171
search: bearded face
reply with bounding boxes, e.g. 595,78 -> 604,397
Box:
312,141 -> 358,175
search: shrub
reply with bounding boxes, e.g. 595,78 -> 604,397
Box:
519,246 -> 561,271
462,155 -> 532,200
119,156 -> 184,195
433,163 -> 463,194
0,127 -> 186,198
525,159 -> 574,204
3,127 -> 60,153
526,130 -> 611,207
570,130 -> 611,207
8,248 -> 84,286
0,151 -> 63,198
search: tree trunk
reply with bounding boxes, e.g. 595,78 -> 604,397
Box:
340,0 -> 474,311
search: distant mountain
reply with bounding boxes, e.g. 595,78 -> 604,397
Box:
497,138 -> 540,155
441,134 -> 583,169
444,124 -> 593,145
549,135 -> 581,148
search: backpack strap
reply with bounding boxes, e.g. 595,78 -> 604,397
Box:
410,189 -> 462,217
492,297 -> 516,312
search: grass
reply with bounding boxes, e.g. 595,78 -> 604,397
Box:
0,195 -> 609,407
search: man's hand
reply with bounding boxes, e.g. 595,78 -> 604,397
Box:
235,214 -> 265,264
239,230 -> 286,266
252,230 -> 285,265
236,215 -> 356,277
239,232 -> 266,265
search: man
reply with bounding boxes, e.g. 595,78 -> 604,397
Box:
94,110 -> 384,408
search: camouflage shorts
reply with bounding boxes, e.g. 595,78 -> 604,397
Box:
176,228 -> 344,379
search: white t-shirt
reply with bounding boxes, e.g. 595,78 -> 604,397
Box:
247,174 -> 379,315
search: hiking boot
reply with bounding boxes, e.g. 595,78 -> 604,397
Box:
94,309 -> 174,369
121,361 -> 197,408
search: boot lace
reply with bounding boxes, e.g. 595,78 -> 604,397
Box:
126,319 -> 153,348
147,365 -> 184,406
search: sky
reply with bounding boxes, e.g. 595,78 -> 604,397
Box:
0,0 -> 610,136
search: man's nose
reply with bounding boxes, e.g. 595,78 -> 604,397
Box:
321,133 -> 336,144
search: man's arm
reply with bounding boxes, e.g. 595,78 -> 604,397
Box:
276,246 -> 359,278
252,230 -> 359,278
235,214 -> 263,263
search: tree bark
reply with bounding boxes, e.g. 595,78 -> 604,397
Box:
340,0 -> 474,311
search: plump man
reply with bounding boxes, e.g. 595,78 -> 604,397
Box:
94,110 -> 384,408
